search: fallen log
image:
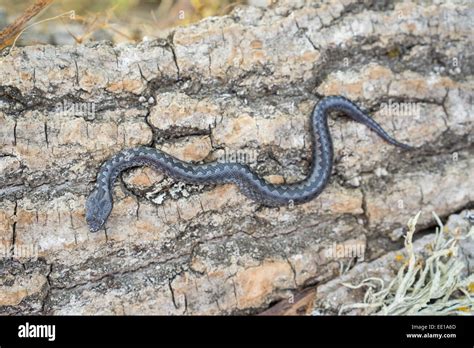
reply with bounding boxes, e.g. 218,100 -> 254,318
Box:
0,0 -> 472,314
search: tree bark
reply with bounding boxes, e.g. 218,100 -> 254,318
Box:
0,0 -> 472,314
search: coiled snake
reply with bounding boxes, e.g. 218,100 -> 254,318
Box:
86,96 -> 412,232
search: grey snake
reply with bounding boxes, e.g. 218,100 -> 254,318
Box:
86,96 -> 412,232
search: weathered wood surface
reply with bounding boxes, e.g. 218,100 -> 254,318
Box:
0,0 -> 472,314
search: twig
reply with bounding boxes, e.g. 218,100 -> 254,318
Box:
8,10 -> 75,55
0,0 -> 54,47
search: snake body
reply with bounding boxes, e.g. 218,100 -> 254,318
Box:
86,96 -> 412,232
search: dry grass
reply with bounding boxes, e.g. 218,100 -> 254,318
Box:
0,0 -> 54,48
0,0 -> 244,47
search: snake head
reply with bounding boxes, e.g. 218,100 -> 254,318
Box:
85,188 -> 112,232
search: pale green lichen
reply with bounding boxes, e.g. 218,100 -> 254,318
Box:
339,212 -> 473,315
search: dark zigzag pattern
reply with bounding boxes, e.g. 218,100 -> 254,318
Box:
85,96 -> 412,232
